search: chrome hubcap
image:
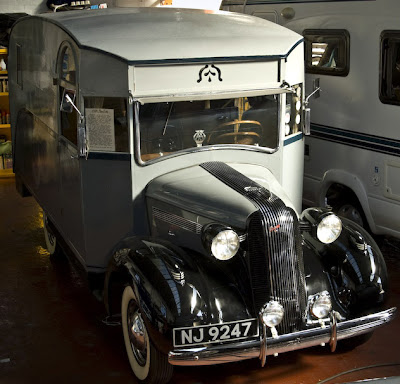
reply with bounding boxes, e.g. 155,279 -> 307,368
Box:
44,214 -> 56,247
47,231 -> 56,247
127,300 -> 147,366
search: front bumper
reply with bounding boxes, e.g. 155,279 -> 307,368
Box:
168,307 -> 396,366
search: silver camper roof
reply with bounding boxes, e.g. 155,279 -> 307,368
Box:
33,7 -> 302,64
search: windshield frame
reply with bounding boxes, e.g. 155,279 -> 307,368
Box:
134,90 -> 284,166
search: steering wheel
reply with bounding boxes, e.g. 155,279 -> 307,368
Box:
207,119 -> 262,145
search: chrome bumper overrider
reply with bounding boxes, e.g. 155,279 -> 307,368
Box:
168,307 -> 396,366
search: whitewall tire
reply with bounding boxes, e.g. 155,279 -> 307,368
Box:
121,285 -> 173,384
43,211 -> 60,256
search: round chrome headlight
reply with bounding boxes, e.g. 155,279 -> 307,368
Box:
317,214 -> 342,244
261,301 -> 284,328
211,230 -> 240,261
311,292 -> 332,319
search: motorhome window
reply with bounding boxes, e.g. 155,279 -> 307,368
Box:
138,95 -> 279,162
84,97 -> 129,152
380,31 -> 400,106
60,46 -> 76,84
304,30 -> 350,76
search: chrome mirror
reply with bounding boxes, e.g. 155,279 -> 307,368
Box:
60,89 -> 78,114
60,88 -> 88,159
306,78 -> 321,104
303,78 -> 321,136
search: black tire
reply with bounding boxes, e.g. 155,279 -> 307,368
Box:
121,286 -> 173,384
335,201 -> 365,228
43,211 -> 62,257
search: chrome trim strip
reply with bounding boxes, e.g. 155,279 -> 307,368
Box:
153,207 -> 203,234
259,314 -> 267,367
238,234 -> 247,242
329,311 -> 338,352
168,307 -> 396,366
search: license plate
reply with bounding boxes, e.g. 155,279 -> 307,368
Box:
173,318 -> 259,347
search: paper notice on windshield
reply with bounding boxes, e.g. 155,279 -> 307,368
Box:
86,108 -> 115,152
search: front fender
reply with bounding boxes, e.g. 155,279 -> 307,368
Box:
303,217 -> 388,317
105,237 -> 253,353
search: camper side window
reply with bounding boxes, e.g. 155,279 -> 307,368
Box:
380,31 -> 400,106
304,29 -> 350,76
84,97 -> 129,153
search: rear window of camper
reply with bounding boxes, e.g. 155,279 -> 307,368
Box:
380,31 -> 400,106
304,29 -> 350,76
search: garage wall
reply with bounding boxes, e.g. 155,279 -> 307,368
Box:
0,0 -> 48,14
0,0 -> 121,14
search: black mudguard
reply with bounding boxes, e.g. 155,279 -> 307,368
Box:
302,217 -> 388,317
105,237 -> 254,354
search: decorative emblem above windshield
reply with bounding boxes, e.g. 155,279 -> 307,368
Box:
197,64 -> 223,83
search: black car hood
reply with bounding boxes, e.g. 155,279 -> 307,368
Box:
145,162 -> 295,229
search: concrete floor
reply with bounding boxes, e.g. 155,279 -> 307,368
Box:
0,176 -> 399,384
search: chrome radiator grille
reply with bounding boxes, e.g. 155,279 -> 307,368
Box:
200,161 -> 307,335
248,199 -> 306,334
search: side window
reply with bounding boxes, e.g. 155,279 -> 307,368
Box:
380,31 -> 400,105
304,29 -> 350,76
58,44 -> 78,145
84,97 -> 129,153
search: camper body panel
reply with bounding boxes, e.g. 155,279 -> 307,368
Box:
223,0 -> 400,237
9,16 -> 133,267
80,49 -> 129,97
81,157 -> 133,271
9,18 -> 86,260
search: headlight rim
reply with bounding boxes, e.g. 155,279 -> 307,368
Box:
316,212 -> 343,244
211,229 -> 240,261
202,223 -> 241,261
261,300 -> 285,328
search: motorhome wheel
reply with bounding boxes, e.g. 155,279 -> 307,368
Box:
121,286 -> 173,384
336,203 -> 364,228
43,211 -> 61,256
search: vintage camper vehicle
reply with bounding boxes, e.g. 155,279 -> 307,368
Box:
223,0 -> 400,239
9,7 -> 396,384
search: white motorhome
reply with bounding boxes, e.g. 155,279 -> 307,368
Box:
223,0 -> 400,238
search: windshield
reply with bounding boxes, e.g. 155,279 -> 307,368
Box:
138,95 -> 279,162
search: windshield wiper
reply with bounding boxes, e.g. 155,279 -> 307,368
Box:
162,102 -> 174,136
